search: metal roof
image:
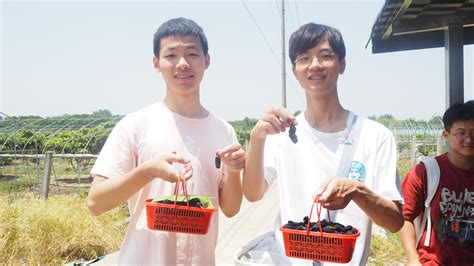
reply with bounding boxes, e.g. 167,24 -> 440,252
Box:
369,0 -> 474,108
370,0 -> 474,53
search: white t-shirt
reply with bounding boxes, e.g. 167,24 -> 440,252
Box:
91,102 -> 238,265
264,111 -> 402,265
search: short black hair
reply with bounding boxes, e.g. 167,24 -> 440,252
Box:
153,17 -> 208,57
442,100 -> 474,131
289,23 -> 346,65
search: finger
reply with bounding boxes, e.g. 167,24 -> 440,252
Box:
318,179 -> 336,202
217,143 -> 242,157
226,161 -> 245,172
223,154 -> 245,168
270,107 -> 297,127
163,166 -> 181,183
256,116 -> 282,136
262,113 -> 286,132
221,148 -> 244,159
323,198 -> 350,210
164,153 -> 190,165
182,165 -> 193,181
315,176 -> 336,196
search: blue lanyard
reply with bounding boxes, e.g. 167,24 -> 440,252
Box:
343,112 -> 358,145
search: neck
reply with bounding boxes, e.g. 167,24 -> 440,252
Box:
163,92 -> 208,119
304,94 -> 348,132
447,152 -> 474,171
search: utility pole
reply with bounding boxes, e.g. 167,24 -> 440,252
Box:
281,0 -> 287,108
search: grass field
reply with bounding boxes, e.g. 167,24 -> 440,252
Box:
0,194 -> 128,264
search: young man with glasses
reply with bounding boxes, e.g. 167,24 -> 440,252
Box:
241,23 -> 403,265
400,100 -> 474,265
87,18 -> 244,265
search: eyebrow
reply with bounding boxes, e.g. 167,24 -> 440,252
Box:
163,44 -> 200,52
298,48 -> 334,56
452,128 -> 474,132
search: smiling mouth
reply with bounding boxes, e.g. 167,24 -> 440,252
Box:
308,74 -> 325,80
175,74 -> 193,79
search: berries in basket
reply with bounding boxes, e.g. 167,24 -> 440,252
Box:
279,197 -> 360,263
145,177 -> 216,235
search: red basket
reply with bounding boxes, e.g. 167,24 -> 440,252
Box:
145,175 -> 216,235
280,197 -> 360,263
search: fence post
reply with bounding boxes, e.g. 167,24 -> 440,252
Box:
436,135 -> 443,155
41,151 -> 53,200
411,134 -> 417,165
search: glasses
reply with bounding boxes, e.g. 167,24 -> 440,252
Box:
449,130 -> 474,141
293,52 -> 336,68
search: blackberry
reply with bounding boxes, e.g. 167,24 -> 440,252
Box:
282,216 -> 357,235
215,154 -> 221,169
156,197 -> 204,208
289,124 -> 298,143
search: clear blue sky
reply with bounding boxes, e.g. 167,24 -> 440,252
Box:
1,0 -> 473,121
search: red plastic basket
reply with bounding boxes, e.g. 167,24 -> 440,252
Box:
145,175 -> 216,235
280,196 -> 360,263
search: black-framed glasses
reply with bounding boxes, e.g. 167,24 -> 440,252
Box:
449,130 -> 474,141
293,52 -> 336,67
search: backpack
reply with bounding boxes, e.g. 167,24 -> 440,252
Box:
413,157 -> 440,247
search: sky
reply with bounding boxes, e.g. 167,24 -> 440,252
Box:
1,0 -> 473,121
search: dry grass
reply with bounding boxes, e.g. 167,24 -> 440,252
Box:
0,194 -> 127,264
369,233 -> 406,265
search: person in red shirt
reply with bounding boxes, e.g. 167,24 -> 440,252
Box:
400,100 -> 474,265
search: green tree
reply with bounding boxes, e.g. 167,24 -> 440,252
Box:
92,109 -> 113,117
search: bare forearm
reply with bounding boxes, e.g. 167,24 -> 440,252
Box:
242,134 -> 267,202
219,171 -> 243,217
399,221 -> 421,265
353,184 -> 403,232
87,166 -> 153,216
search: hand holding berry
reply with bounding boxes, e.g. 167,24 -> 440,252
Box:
251,107 -> 298,140
216,144 -> 245,174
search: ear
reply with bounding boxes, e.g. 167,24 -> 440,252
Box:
153,56 -> 160,72
205,54 -> 210,70
339,58 -> 346,74
292,65 -> 297,76
442,130 -> 449,140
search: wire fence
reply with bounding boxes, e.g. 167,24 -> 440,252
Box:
0,114 -> 446,199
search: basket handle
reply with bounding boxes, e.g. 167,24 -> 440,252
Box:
172,151 -> 190,208
173,172 -> 190,208
306,194 -> 331,237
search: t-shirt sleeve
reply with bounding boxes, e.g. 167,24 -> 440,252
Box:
402,163 -> 427,221
91,119 -> 137,179
374,135 -> 403,201
263,135 -> 278,186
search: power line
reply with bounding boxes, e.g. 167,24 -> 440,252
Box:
286,0 -> 296,31
294,0 -> 301,26
240,0 -> 305,108
240,0 -> 280,65
269,0 -> 280,21
274,0 -> 281,19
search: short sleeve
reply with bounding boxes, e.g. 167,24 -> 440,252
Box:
91,119 -> 137,179
402,163 -> 427,221
263,135 -> 278,186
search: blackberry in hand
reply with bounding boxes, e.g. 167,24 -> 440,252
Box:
289,124 -> 298,143
215,154 -> 221,169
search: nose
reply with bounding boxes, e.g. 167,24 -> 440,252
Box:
176,57 -> 190,69
308,57 -> 322,68
466,133 -> 474,142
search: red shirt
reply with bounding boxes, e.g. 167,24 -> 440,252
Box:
402,154 -> 474,265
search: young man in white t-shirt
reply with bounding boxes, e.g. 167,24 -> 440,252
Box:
87,18 -> 244,265
242,23 -> 404,265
